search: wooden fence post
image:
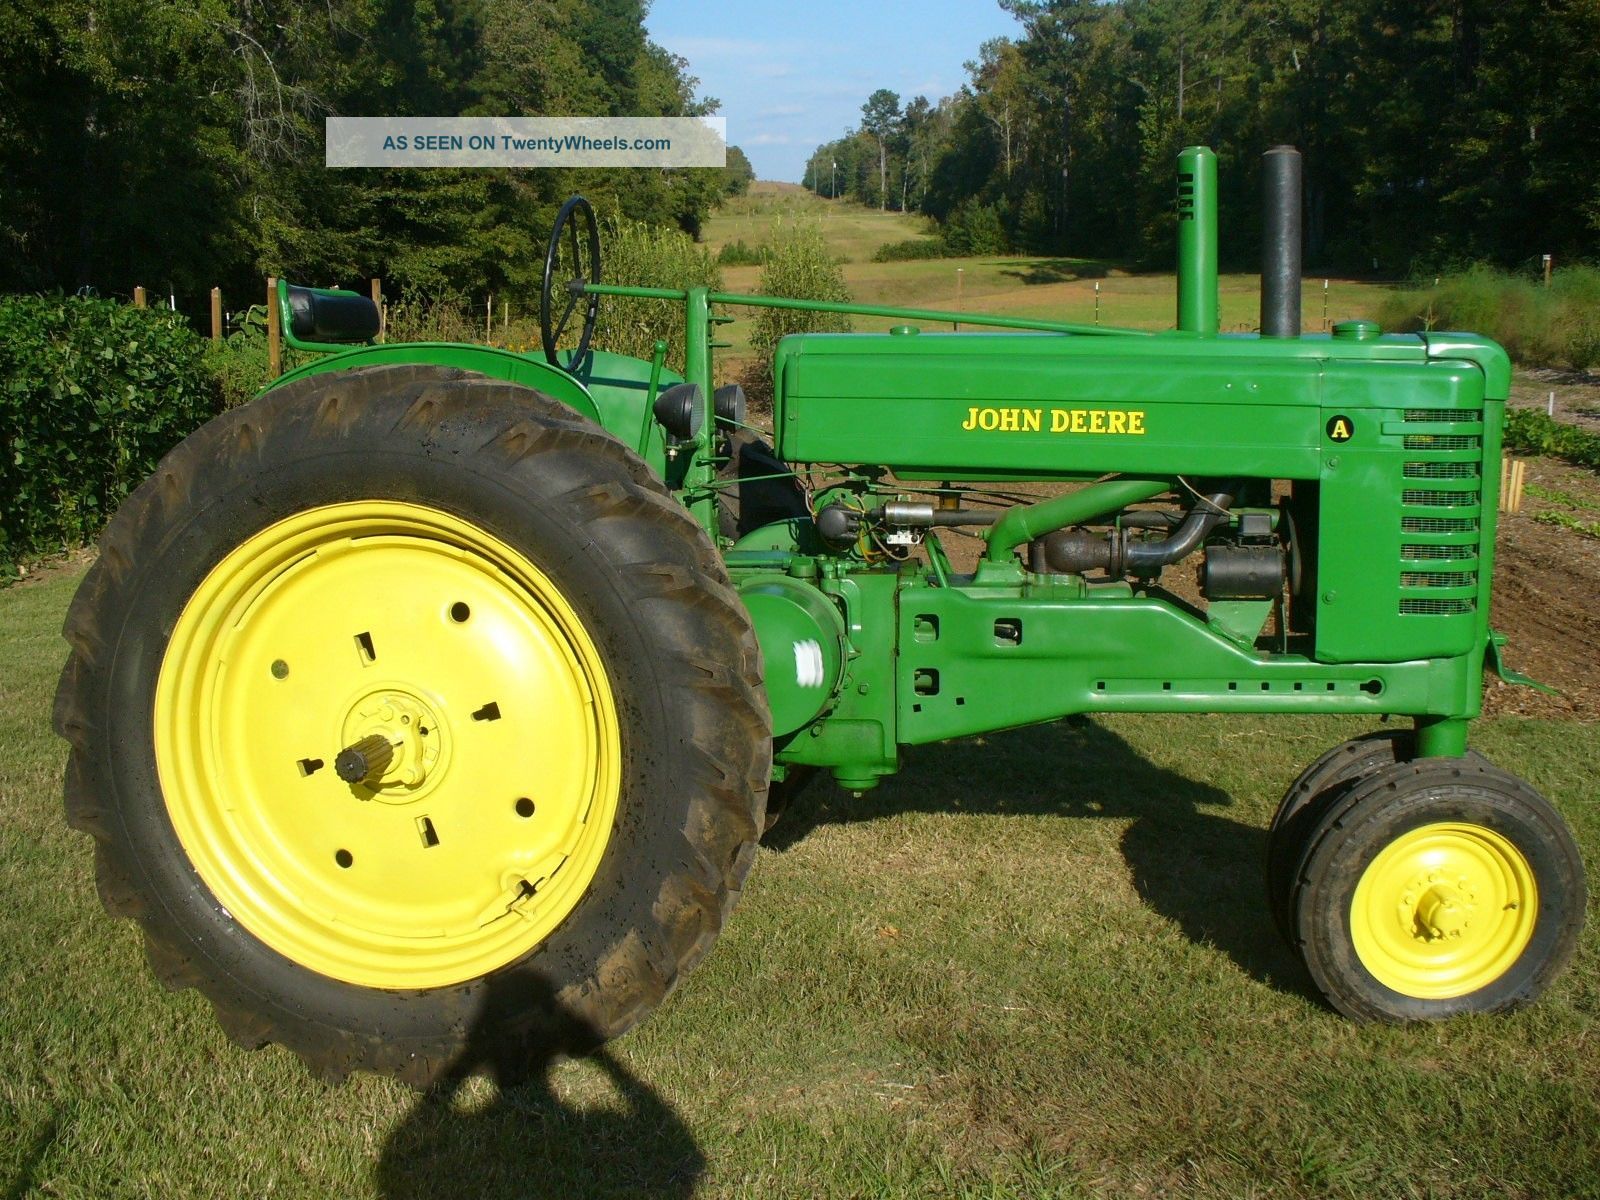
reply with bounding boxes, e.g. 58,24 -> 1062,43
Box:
210,287 -> 223,342
133,286 -> 146,308
267,276 -> 282,378
370,278 -> 384,343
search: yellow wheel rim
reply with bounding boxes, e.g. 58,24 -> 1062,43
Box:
1350,822 -> 1537,999
154,501 -> 622,989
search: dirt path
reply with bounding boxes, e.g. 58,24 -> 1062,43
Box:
1485,454 -> 1600,719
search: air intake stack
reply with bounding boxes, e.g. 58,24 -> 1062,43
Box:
1260,146 -> 1303,338
1175,146 -> 1219,335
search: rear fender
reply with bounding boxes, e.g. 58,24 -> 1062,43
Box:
265,344 -> 603,425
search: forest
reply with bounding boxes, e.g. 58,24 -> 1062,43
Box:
0,0 -> 749,307
803,0 -> 1600,272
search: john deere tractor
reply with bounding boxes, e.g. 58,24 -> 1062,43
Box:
56,147 -> 1585,1085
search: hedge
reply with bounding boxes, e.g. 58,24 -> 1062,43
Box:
0,296 -> 221,563
871,239 -> 949,263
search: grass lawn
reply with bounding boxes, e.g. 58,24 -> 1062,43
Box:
701,186 -> 1397,365
3,566 -> 1597,1198
702,182 -> 935,264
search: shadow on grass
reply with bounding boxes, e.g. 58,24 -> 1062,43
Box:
994,257 -> 1115,285
766,717 -> 1315,1001
3,1115 -> 59,1200
375,973 -> 702,1200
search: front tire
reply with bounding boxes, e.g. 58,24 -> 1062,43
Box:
54,365 -> 771,1084
1266,731 -> 1417,940
1291,758 -> 1585,1021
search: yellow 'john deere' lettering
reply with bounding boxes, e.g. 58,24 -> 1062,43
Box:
961,406 -> 1146,435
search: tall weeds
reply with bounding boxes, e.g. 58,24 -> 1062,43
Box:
1378,265 -> 1600,370
749,223 -> 852,361
593,218 -> 722,371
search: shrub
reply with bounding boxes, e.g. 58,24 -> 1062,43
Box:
593,217 -> 722,370
1377,264 -> 1600,370
942,199 -> 1010,256
0,295 -> 221,563
1504,407 -> 1600,471
384,293 -> 480,344
716,239 -> 764,266
749,223 -> 852,361
872,239 -> 948,263
202,305 -> 310,409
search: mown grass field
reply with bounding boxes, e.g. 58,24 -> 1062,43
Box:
4,566 -> 1598,1199
703,183 -> 1393,363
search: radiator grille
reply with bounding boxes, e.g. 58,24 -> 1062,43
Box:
1401,597 -> 1476,615
1404,461 -> 1478,479
1404,434 -> 1478,451
1402,516 -> 1477,533
1402,543 -> 1474,560
1397,408 -> 1483,618
1403,488 -> 1477,507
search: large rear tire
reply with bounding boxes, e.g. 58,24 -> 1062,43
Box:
54,364 -> 771,1085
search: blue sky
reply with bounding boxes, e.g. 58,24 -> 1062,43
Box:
646,1 -> 1021,183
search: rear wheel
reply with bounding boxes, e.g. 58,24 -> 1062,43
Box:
1291,759 -> 1585,1021
55,365 -> 770,1084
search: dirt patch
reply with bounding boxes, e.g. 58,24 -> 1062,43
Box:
4,546 -> 94,591
1510,367 -> 1600,436
1486,458 -> 1600,720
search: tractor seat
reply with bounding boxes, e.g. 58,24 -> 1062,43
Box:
285,284 -> 381,344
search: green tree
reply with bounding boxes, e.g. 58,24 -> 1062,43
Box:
724,145 -> 756,196
860,89 -> 902,210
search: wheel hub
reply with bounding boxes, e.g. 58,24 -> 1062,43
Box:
1412,881 -> 1472,941
337,688 -> 447,795
1351,822 -> 1537,998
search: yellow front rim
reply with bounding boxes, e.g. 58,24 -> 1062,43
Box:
1350,822 -> 1537,999
154,501 -> 622,989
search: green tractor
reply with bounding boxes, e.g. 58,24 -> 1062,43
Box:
56,147 -> 1585,1085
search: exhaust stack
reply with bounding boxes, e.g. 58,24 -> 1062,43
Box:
1260,146 -> 1303,338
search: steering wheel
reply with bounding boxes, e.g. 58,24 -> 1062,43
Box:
541,195 -> 601,369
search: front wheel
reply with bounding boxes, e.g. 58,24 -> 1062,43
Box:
1266,730 -> 1416,940
55,365 -> 770,1084
1290,759 -> 1585,1021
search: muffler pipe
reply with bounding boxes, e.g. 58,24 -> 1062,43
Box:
1260,146 -> 1303,338
1036,484 -> 1237,577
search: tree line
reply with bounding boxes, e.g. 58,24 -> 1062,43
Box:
804,0 -> 1600,272
0,0 -> 752,309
